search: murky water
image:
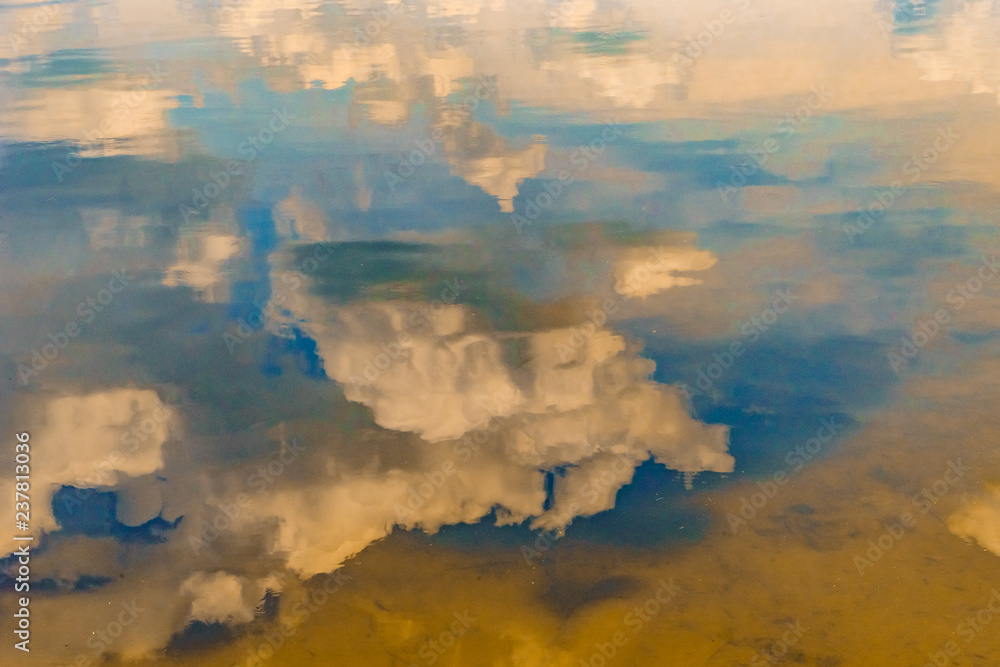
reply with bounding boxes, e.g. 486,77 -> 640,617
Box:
3,0 -> 1000,665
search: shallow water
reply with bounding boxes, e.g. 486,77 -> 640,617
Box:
3,0 -> 1000,665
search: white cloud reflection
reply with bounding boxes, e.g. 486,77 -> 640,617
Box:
948,484 -> 1000,556
1,388 -> 172,556
0,243 -> 732,663
613,245 -> 718,298
162,231 -> 243,303
13,0 -> 1000,662
248,274 -> 732,573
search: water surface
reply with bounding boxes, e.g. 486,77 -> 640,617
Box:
3,0 -> 1000,665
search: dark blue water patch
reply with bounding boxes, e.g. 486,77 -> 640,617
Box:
830,202 -> 955,231
512,176 -> 635,219
542,469 -> 557,511
72,574 -> 114,591
239,203 -> 279,257
640,326 -> 895,408
164,621 -> 241,657
854,229 -> 968,280
0,141 -> 100,191
841,214 -> 966,251
640,331 -> 887,474
716,336 -> 891,412
561,461 -> 713,548
38,572 -> 109,596
51,486 -> 179,543
223,204 -> 278,315
421,460 -> 717,554
817,141 -> 885,183
952,330 -> 1000,345
707,405 -> 857,479
260,329 -> 326,380
907,222 -> 971,256
814,206 -> 956,247
29,578 -> 62,593
28,573 -> 114,593
15,568 -> 114,593
14,48 -> 116,86
616,141 -> 791,190
227,283 -> 274,322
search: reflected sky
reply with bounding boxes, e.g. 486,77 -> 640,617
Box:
3,0 -> 1000,665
